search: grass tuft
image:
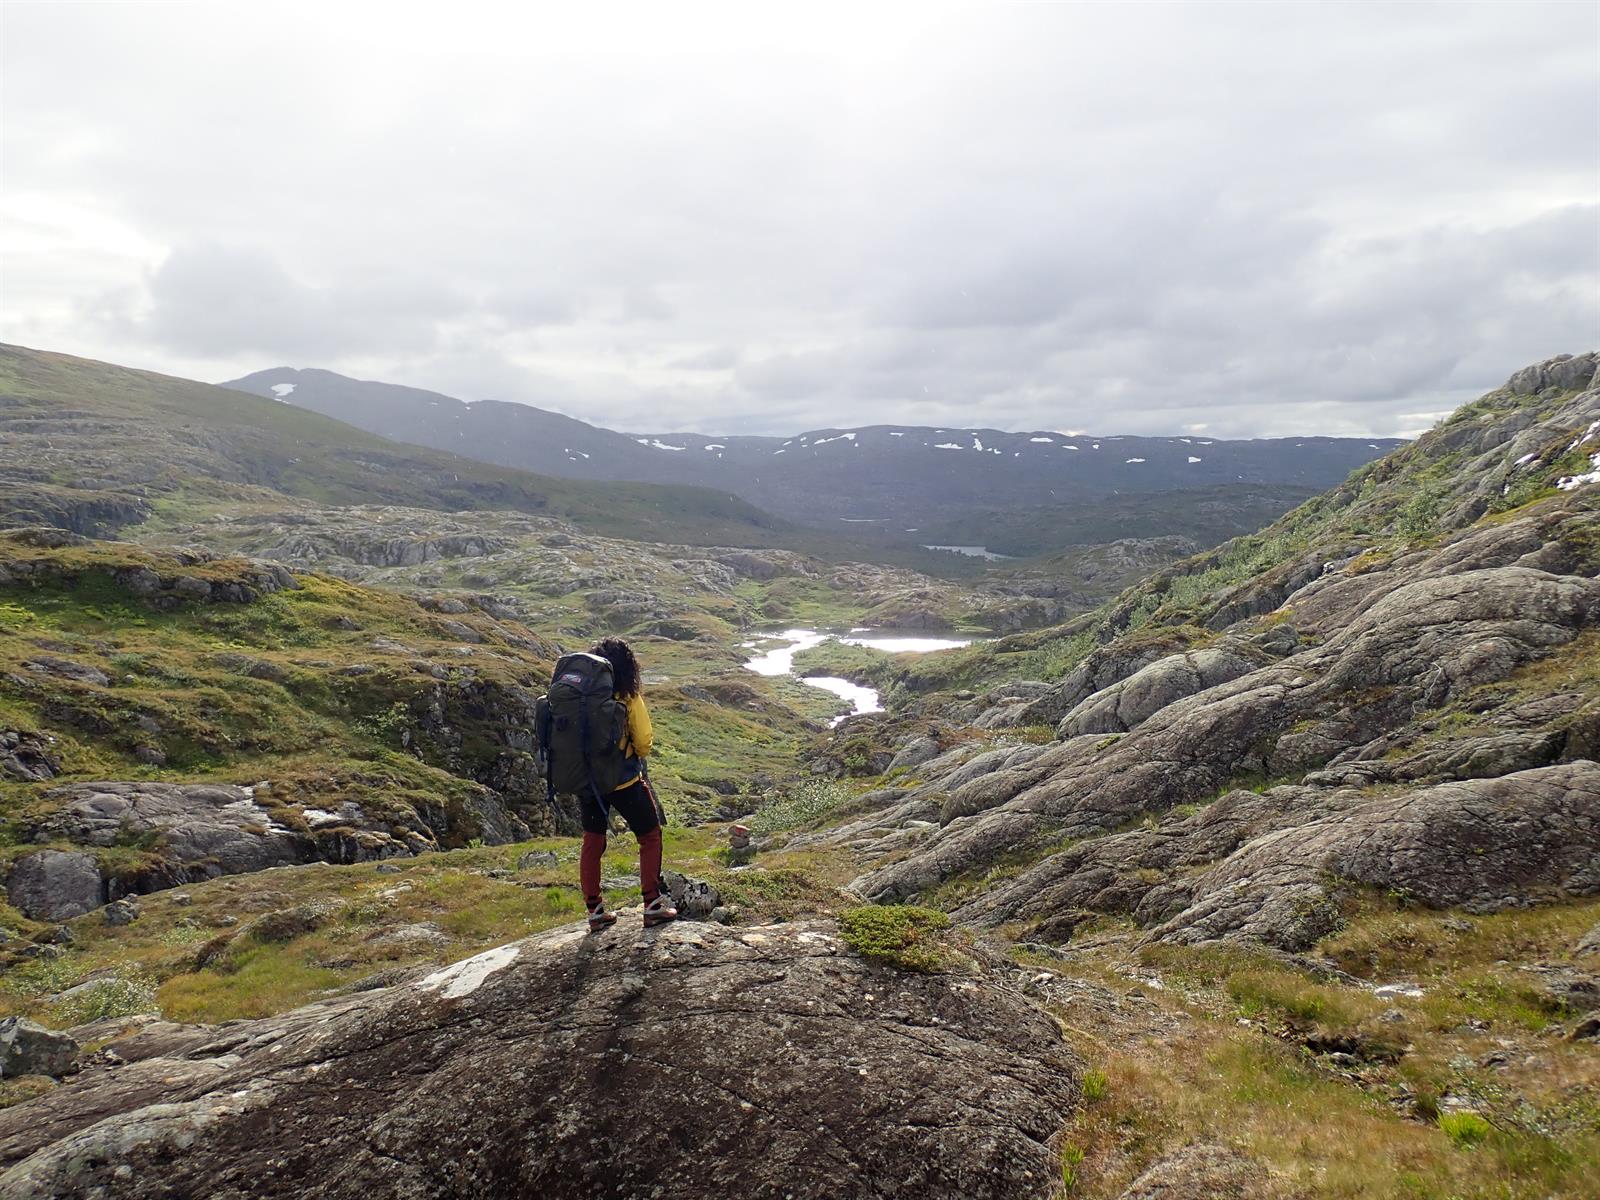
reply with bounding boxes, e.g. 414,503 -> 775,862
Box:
1439,1111 -> 1493,1149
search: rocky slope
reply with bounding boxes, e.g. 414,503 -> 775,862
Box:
0,528 -> 586,921
0,919 -> 1080,1200
832,354 -> 1600,953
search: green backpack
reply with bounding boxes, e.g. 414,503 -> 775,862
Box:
535,652 -> 627,804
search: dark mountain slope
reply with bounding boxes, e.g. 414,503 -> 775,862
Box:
0,345 -> 802,548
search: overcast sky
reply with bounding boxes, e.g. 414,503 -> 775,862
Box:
2,2 -> 1596,438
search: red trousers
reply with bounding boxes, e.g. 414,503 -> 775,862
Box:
579,783 -> 663,907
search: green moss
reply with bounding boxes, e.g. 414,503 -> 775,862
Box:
837,904 -> 952,972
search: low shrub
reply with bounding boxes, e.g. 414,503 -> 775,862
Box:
51,970 -> 159,1025
838,905 -> 951,972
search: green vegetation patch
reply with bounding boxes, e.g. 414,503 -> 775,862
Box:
838,904 -> 953,972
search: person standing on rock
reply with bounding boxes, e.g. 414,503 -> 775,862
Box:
538,636 -> 678,930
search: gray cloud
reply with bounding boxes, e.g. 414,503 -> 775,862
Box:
2,2 -> 1595,440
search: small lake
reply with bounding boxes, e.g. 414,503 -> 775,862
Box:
922,544 -> 1017,561
743,627 -> 975,725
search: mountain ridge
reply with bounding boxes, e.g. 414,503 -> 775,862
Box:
223,365 -> 1404,549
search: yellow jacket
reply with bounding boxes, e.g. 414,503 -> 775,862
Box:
616,692 -> 653,787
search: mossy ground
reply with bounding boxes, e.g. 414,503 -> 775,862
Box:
1033,896 -> 1600,1199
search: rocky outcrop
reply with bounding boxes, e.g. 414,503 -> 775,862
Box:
4,851 -> 103,922
854,526 -> 1600,908
0,1019 -> 79,1080
13,781 -> 534,913
847,365 -> 1600,945
0,730 -> 58,782
1506,351 -> 1598,396
1057,641 -> 1266,737
1146,763 -> 1600,948
0,920 -> 1082,1200
0,531 -> 297,609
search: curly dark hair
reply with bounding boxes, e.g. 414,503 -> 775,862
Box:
591,636 -> 641,698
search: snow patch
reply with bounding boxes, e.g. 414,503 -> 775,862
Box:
638,439 -> 686,452
269,383 -> 296,401
1029,437 -> 1054,444
1125,457 -> 1146,464
934,442 -> 963,450
419,943 -> 522,999
1062,444 -> 1079,450
1556,452 -> 1600,491
703,443 -> 726,451
889,431 -> 905,437
1188,456 -> 1203,464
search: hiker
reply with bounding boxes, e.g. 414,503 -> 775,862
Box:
536,636 -> 678,930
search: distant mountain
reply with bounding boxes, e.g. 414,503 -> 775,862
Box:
0,346 -> 796,548
223,367 -> 1404,551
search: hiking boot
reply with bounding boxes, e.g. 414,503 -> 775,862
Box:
587,903 -> 618,931
642,895 -> 678,927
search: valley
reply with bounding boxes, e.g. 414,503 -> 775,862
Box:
1,346 -> 1598,1199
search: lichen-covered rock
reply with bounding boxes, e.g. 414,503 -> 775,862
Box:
0,730 -> 59,782
0,1019 -> 78,1080
854,553 -> 1600,906
1146,762 -> 1600,949
1057,643 -> 1265,737
29,783 -> 313,886
0,921 -> 1081,1200
4,851 -> 103,922
102,899 -> 139,927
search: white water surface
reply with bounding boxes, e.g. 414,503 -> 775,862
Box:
922,544 -> 1015,561
742,628 -> 974,724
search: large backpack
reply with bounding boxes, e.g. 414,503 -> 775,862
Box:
535,652 -> 628,804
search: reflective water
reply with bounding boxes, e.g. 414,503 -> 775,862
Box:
742,627 -> 974,724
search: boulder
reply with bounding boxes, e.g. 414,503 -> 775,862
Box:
0,730 -> 60,783
103,898 -> 140,927
662,871 -> 721,919
5,851 -> 102,922
887,735 -> 941,773
0,921 -> 1081,1199
517,850 -> 559,871
0,1019 -> 78,1080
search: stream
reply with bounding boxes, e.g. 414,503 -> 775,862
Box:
743,627 -> 974,725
